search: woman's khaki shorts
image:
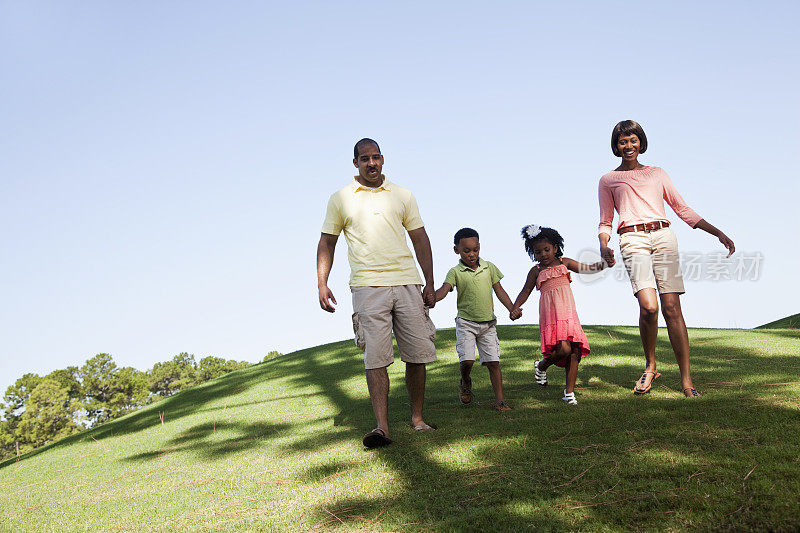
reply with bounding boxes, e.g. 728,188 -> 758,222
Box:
619,227 -> 685,296
351,285 -> 437,370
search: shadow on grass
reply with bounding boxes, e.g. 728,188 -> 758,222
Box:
0,343 -> 354,469
4,326 -> 799,531
308,392 -> 800,531
122,420 -> 293,462
289,327 -> 800,531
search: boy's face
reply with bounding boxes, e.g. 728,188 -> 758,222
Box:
353,143 -> 384,187
454,237 -> 480,269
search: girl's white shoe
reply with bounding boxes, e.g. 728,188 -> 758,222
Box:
534,360 -> 548,386
562,390 -> 577,405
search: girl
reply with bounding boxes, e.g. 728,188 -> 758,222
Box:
511,225 -> 604,405
598,120 -> 735,397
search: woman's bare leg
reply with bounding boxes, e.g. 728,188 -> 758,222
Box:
660,293 -> 694,391
636,288 -> 660,373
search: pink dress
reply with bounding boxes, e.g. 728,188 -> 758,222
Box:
536,264 -> 590,366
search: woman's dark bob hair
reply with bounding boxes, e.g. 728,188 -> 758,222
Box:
611,120 -> 648,157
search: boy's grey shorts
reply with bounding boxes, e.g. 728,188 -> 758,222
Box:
455,316 -> 500,364
351,285 -> 437,370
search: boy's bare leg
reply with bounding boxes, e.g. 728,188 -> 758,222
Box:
458,360 -> 474,404
406,362 -> 433,429
460,360 -> 474,388
486,361 -> 505,403
564,347 -> 579,394
366,367 -> 390,437
660,293 -> 694,391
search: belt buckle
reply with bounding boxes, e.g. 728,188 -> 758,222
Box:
644,222 -> 656,232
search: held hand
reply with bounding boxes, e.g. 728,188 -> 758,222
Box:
422,283 -> 436,308
600,246 -> 616,267
319,285 -> 337,313
510,307 -> 522,320
719,233 -> 735,257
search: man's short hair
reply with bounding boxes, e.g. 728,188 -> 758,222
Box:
354,138 -> 381,159
454,227 -> 479,246
611,120 -> 648,156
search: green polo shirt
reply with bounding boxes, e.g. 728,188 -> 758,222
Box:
444,258 -> 503,322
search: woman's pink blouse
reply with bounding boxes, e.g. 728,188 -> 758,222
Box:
598,166 -> 702,236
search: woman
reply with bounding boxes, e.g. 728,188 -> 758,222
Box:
598,120 -> 735,397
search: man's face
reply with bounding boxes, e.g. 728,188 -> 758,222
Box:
353,143 -> 384,187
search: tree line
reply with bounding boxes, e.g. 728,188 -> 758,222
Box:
0,352 -> 252,461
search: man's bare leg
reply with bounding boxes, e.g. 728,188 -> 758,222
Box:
406,362 -> 433,429
366,366 -> 390,437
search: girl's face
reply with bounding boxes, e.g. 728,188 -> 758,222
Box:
616,133 -> 641,162
532,240 -> 558,266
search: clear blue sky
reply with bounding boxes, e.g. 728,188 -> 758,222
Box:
2,2 -> 798,394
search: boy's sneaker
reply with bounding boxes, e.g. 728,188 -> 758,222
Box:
459,379 -> 473,404
534,360 -> 548,386
492,401 -> 512,412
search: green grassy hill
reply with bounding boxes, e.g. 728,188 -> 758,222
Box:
2,325 -> 799,531
756,313 -> 800,329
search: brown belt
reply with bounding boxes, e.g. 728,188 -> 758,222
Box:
618,221 -> 670,234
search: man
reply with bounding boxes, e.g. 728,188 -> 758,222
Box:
317,138 -> 437,448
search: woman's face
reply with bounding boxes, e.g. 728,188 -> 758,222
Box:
617,134 -> 641,161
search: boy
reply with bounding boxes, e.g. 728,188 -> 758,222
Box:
435,228 -> 519,411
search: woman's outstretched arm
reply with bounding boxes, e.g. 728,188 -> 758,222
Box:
694,219 -> 735,257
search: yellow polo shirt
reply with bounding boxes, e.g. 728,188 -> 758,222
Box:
321,177 -> 424,287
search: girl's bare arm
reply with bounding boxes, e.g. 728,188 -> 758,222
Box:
562,257 -> 605,274
512,266 -> 539,309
